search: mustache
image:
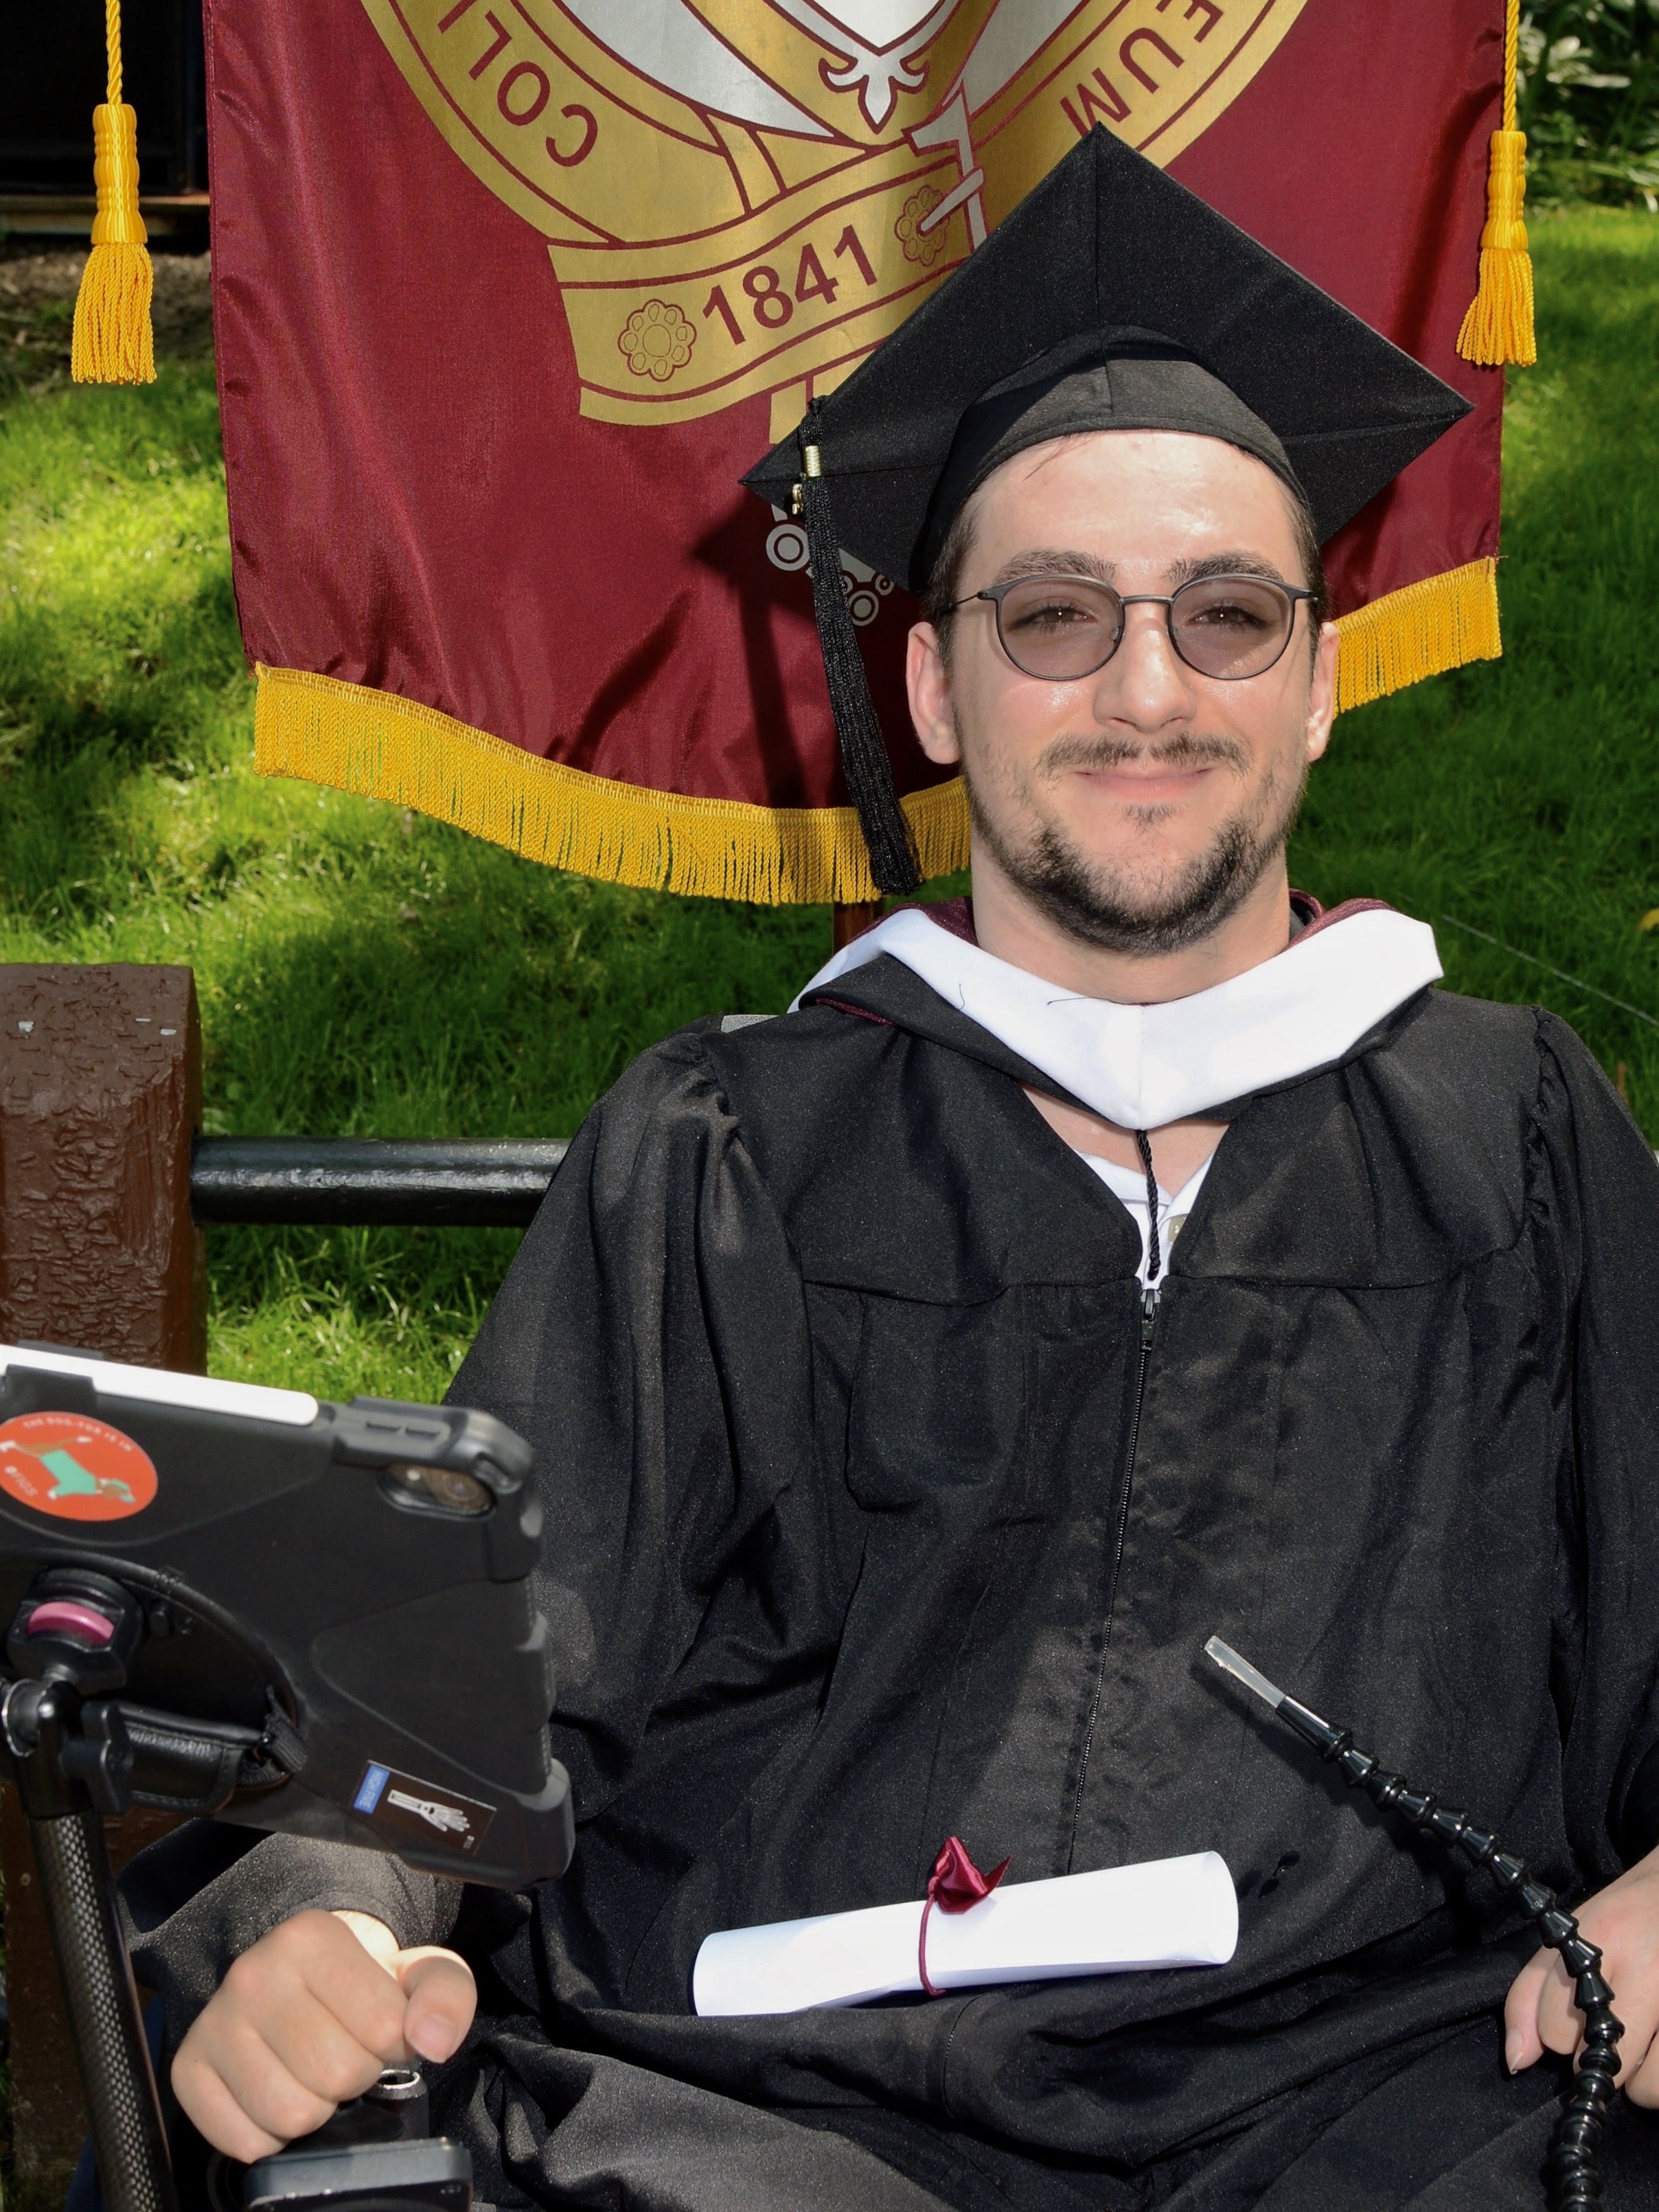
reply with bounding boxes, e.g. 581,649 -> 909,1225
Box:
1035,731 -> 1252,779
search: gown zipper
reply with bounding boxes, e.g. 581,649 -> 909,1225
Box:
1112,1283 -> 1158,1609
1066,1133 -> 1162,1865
1112,1127 -> 1163,1630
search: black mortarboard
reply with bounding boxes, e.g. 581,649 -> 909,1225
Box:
742,126 -> 1471,895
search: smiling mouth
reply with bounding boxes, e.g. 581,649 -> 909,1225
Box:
1059,753 -> 1239,803
1039,735 -> 1250,785
1078,758 -> 1217,785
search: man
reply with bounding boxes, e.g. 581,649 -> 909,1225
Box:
127,133 -> 1659,2209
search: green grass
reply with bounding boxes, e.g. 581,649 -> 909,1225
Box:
0,254 -> 832,1399
1289,207 -> 1659,1131
1,214 -> 1658,1399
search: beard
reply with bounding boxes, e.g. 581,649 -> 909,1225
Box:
965,729 -> 1308,958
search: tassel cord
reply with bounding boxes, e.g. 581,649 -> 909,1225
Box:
1502,0 -> 1520,133
1133,1128 -> 1161,1284
102,0 -> 124,109
797,404 -> 920,896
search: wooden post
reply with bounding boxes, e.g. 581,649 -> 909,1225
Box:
0,965 -> 204,2204
0,965 -> 205,1369
831,901 -> 884,952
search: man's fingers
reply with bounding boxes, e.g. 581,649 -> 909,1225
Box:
254,1983 -> 396,2108
1525,1840 -> 1659,2095
179,2020 -> 339,2152
1504,1948 -> 1553,2073
396,1947 -> 477,2064
242,1911 -> 409,2058
1535,1957 -> 1586,2059
1601,1959 -> 1659,2100
172,2051 -> 287,2166
171,1911 -> 475,2163
1627,2034 -> 1659,2110
334,1911 -> 401,1972
172,1910 -> 409,2158
1504,1923 -> 1659,2092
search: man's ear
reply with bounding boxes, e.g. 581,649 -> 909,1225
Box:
907,623 -> 963,768
1305,621 -> 1339,763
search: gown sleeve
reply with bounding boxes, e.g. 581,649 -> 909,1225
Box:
444,1022 -> 829,1825
119,1024 -> 828,2034
1534,1011 -> 1659,1874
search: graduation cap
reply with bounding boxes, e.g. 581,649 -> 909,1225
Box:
743,126 -> 1472,897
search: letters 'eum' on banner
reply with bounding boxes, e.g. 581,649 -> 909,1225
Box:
206,1 -> 1523,905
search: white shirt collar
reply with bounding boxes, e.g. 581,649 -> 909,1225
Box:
794,901 -> 1442,1129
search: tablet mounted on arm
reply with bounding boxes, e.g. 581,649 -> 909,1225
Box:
0,1344 -> 572,2212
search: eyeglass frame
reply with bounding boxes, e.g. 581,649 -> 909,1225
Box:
948,571 -> 1318,682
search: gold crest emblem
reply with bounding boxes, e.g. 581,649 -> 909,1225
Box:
365,0 -> 1308,436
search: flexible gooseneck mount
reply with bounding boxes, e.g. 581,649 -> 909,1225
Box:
1204,1637 -> 1622,2212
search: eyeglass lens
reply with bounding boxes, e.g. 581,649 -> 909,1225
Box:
993,575 -> 1297,682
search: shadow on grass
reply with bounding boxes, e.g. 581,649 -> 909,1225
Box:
198,844 -> 833,1143
190,840 -> 835,1387
0,564 -> 244,779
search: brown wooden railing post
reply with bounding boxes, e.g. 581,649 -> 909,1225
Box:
0,965 -> 205,2204
831,901 -> 884,952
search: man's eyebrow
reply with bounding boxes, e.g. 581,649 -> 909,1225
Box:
985,549 -> 1294,590
1165,551 -> 1293,588
987,549 -> 1117,587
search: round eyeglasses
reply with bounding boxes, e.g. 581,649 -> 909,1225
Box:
951,572 -> 1314,684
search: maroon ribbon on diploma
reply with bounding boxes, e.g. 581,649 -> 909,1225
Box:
918,1835 -> 1011,1996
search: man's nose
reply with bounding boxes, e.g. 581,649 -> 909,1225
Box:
1086,602 -> 1194,728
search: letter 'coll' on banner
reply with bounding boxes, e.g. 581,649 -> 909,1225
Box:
204,1 -> 1526,906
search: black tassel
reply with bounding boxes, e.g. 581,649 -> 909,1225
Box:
796,402 -> 919,896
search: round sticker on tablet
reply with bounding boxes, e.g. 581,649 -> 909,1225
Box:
0,1413 -> 158,1521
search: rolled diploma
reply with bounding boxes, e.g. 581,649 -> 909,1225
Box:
692,1850 -> 1237,2017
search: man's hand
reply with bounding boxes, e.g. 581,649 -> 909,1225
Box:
1505,1842 -> 1659,2106
172,1909 -> 477,2162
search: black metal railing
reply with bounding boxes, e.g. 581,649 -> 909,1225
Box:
190,1138 -> 567,1228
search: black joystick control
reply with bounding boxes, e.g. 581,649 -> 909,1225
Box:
207,2069 -> 470,2212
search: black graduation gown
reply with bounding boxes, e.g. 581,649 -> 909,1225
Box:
126,958 -> 1659,2211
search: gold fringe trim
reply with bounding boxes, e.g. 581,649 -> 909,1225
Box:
255,564 -> 1501,899
1334,557 -> 1501,715
72,1 -> 155,387
1456,0 -> 1536,369
253,665 -> 972,906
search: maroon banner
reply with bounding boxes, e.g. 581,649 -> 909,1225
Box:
206,1 -> 1511,903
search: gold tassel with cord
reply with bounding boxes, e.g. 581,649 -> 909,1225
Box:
1456,0 -> 1536,368
71,0 -> 155,386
